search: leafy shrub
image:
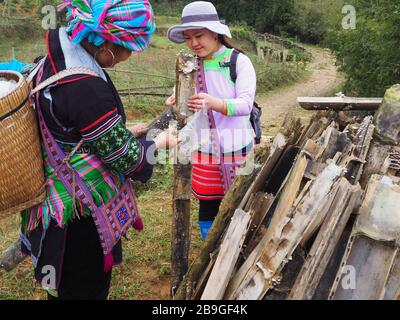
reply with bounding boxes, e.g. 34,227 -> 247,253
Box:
326,0 -> 400,96
230,23 -> 258,52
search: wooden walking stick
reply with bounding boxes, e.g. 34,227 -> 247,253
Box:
170,52 -> 198,297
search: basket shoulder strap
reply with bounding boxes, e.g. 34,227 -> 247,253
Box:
26,57 -> 46,85
34,64 -> 100,213
31,67 -> 99,95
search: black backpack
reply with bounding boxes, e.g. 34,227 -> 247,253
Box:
221,49 -> 262,144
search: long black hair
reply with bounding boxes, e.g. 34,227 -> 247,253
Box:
218,34 -> 244,54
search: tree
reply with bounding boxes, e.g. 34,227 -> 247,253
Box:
327,0 -> 400,96
215,0 -> 296,35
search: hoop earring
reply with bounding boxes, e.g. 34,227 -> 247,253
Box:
94,47 -> 116,68
106,48 -> 116,68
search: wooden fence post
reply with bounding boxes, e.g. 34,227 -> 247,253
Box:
170,52 -> 197,297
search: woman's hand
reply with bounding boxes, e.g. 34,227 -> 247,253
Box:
165,95 -> 176,106
128,124 -> 149,138
188,93 -> 225,114
154,128 -> 180,149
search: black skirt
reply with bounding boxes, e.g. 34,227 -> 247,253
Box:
22,215 -> 122,300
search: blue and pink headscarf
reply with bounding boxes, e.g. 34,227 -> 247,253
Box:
59,0 -> 156,52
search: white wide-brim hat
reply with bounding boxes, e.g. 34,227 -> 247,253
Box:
167,1 -> 232,44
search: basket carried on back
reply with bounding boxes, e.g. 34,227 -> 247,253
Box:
0,71 -> 46,216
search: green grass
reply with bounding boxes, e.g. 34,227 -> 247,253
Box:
0,214 -> 46,300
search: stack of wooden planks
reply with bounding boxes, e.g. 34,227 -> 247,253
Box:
174,86 -> 400,300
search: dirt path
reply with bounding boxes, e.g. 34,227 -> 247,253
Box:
258,47 -> 344,137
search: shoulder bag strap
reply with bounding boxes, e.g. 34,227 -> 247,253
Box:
229,49 -> 240,83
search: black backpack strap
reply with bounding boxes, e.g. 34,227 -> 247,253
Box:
229,49 -> 240,83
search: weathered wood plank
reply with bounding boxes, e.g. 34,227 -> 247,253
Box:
262,155 -> 308,235
383,250 -> 400,300
312,215 -> 355,300
291,121 -> 373,298
374,84 -> 400,145
263,247 -> 307,300
191,249 -> 219,300
201,209 -> 251,300
299,125 -> 355,245
297,97 -> 382,111
289,179 -> 362,300
302,139 -> 324,161
242,227 -> 268,263
297,113 -> 330,148
242,193 -> 275,259
330,175 -> 400,300
299,179 -> 341,247
331,235 -> 398,300
239,133 -> 286,210
341,116 -> 374,184
300,119 -> 372,245
355,175 -> 400,243
359,142 -> 393,189
228,162 -> 344,300
279,113 -> 304,147
224,233 -> 269,299
315,126 -> 352,164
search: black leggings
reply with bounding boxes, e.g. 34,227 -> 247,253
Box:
198,199 -> 222,222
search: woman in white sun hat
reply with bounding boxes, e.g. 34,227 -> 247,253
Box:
166,1 -> 257,240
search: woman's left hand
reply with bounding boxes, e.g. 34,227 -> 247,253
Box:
128,124 -> 149,138
188,93 -> 224,113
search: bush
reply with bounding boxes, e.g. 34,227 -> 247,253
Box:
230,24 -> 258,52
326,0 -> 400,96
151,0 -> 189,16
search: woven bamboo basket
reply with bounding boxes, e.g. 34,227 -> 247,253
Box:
0,71 -> 45,217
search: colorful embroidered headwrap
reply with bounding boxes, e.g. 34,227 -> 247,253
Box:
59,0 -> 156,52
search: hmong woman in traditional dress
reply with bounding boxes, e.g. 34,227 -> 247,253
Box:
20,0 -> 177,300
166,1 -> 257,239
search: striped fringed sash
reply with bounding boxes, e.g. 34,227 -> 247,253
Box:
192,58 -> 252,200
22,149 -> 123,232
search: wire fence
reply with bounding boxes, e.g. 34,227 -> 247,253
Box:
0,44 -> 175,102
